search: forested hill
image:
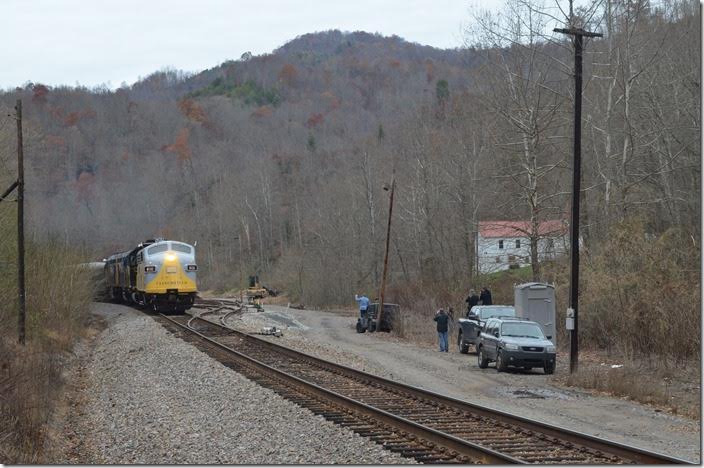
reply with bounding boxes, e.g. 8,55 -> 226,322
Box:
0,0 -> 700,334
0,28 -> 483,271
131,31 -> 474,98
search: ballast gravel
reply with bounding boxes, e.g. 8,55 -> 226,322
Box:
59,305 -> 415,464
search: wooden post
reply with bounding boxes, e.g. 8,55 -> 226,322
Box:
16,99 -> 26,345
376,176 -> 395,331
553,28 -> 602,373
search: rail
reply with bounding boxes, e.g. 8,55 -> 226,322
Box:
156,310 -> 691,465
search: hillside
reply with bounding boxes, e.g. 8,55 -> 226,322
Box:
0,3 -> 700,365
1,29 -> 484,260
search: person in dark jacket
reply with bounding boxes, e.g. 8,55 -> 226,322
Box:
434,308 -> 449,352
479,287 -> 493,305
465,289 -> 480,316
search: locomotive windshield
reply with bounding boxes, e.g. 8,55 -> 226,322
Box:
171,243 -> 192,254
147,244 -> 168,255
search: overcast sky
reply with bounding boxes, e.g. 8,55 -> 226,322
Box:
1,0 -> 504,89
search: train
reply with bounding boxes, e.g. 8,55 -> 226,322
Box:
104,238 -> 198,313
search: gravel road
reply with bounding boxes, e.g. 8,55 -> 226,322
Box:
50,303 -> 415,464
226,302 -> 701,464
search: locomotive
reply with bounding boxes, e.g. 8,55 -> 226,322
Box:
104,239 -> 198,313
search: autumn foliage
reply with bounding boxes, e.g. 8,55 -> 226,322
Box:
31,84 -> 49,104
72,171 -> 96,203
161,128 -> 192,163
278,63 -> 299,87
305,112 -> 324,128
251,105 -> 273,118
178,99 -> 208,124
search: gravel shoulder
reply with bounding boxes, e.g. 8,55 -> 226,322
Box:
227,302 -> 701,463
48,303 -> 415,464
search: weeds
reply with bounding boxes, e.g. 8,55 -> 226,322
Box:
563,362 -> 700,419
0,211 -> 94,463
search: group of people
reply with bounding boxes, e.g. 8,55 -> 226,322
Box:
434,287 -> 492,352
464,287 -> 492,312
355,287 -> 493,354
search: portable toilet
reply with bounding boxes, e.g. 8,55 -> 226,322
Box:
514,283 -> 556,344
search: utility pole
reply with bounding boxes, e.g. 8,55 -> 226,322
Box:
234,235 -> 243,303
376,175 -> 395,331
553,27 -> 602,373
16,99 -> 26,345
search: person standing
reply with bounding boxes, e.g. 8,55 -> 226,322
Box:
479,287 -> 493,305
465,289 -> 479,315
354,294 -> 370,320
434,308 -> 449,352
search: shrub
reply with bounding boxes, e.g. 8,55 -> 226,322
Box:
0,211 -> 94,462
578,218 -> 700,363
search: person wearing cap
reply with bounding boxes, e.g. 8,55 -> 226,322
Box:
434,308 -> 449,352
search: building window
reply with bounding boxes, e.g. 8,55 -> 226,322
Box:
498,240 -> 504,249
495,256 -> 501,263
515,239 -> 521,249
508,255 -> 516,262
546,238 -> 555,257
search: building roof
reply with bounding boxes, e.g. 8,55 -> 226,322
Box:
478,220 -> 567,238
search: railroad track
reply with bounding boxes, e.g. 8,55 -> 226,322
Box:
193,297 -> 245,326
156,311 -> 690,464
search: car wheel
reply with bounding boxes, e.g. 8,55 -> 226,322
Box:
544,361 -> 555,375
496,350 -> 508,372
477,346 -> 489,369
458,332 -> 469,354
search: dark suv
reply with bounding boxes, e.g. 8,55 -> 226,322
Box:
477,317 -> 556,374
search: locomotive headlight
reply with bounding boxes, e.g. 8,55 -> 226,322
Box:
165,253 -> 177,261
145,265 -> 156,273
187,264 -> 198,271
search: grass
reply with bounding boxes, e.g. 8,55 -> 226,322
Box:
561,360 -> 700,419
0,209 -> 95,462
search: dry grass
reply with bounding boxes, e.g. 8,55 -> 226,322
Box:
386,281 -> 460,347
0,339 -> 65,463
0,212 -> 95,463
561,361 -> 700,419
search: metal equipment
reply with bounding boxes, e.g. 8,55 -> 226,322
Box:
356,302 -> 398,333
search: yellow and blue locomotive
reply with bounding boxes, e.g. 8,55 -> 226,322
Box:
105,239 -> 197,313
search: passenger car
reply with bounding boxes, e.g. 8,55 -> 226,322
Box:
457,305 -> 516,353
476,317 -> 556,374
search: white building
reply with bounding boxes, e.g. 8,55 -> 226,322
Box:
476,220 -> 569,274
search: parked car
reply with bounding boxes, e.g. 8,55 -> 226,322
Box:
457,305 -> 516,354
476,317 -> 556,374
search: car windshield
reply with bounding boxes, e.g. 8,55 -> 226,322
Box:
501,323 -> 545,339
480,307 -> 515,320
